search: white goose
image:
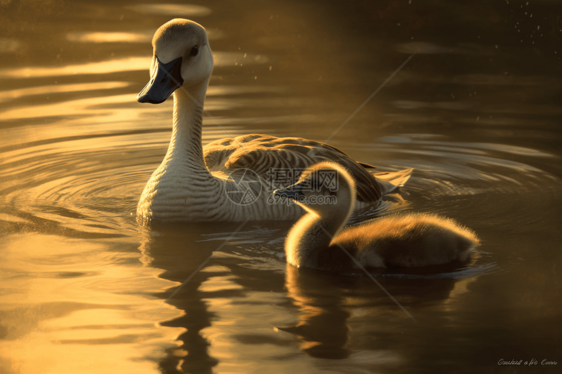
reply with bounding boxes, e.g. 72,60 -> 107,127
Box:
136,19 -> 413,222
275,162 -> 479,272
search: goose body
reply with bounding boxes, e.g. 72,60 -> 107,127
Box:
275,162 -> 479,272
136,19 -> 412,222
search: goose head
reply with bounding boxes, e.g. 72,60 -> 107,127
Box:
137,19 -> 213,104
273,162 -> 356,218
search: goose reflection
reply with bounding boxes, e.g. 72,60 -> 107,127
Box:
279,261 -> 477,362
278,265 -> 353,359
139,222 -> 238,374
138,221 -> 290,374
138,219 -> 483,371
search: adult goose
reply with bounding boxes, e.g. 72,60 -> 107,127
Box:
136,19 -> 412,222
274,163 -> 479,272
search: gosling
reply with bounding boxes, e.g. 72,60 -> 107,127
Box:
273,162 -> 480,272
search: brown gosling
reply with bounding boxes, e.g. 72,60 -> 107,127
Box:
273,162 -> 480,272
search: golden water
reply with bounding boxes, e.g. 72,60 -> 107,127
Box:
1,1 -> 561,373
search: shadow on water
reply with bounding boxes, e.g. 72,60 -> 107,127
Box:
278,256 -> 492,359
139,221 -> 292,373
140,218 -> 497,373
140,223 -> 226,374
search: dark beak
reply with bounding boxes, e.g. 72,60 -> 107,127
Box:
137,56 -> 184,104
273,181 -> 307,200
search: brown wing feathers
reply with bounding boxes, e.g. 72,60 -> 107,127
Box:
203,134 -> 382,203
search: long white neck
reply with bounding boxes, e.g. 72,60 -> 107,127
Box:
137,77 -> 221,221
164,78 -> 211,175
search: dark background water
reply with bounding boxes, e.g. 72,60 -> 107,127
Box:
1,0 -> 561,373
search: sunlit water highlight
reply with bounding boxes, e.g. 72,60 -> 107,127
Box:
1,1 -> 562,373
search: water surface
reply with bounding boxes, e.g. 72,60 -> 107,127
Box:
1,1 -> 561,373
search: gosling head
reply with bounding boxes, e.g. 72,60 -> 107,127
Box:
138,19 -> 213,104
273,162 -> 356,217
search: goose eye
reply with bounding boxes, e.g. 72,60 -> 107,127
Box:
190,45 -> 199,56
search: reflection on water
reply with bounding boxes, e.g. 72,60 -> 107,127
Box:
0,57 -> 151,79
0,233 -> 182,374
0,82 -> 132,103
0,52 -> 265,80
126,4 -> 212,17
66,31 -> 153,44
1,0 -> 562,373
